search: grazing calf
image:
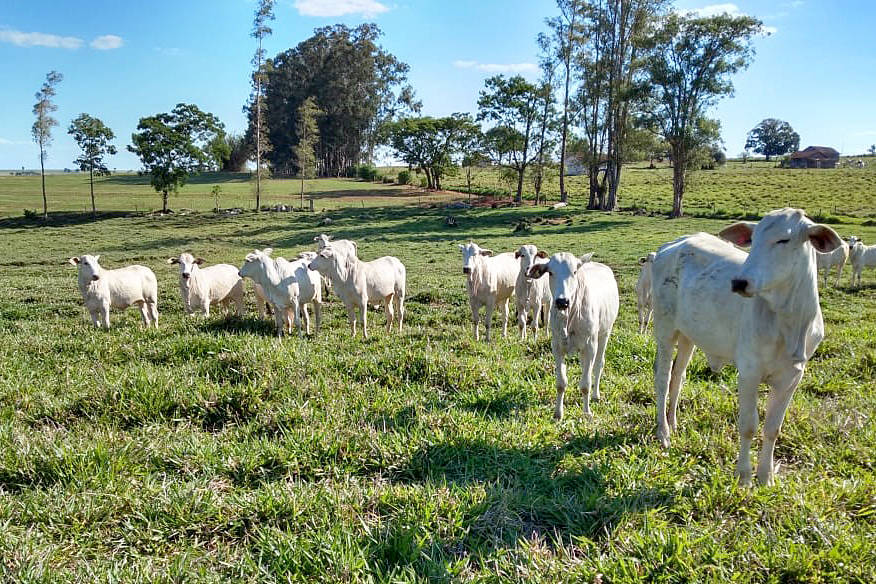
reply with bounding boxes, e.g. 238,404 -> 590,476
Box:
253,283 -> 273,318
69,255 -> 158,329
313,235 -> 357,296
514,245 -> 552,339
308,245 -> 406,338
815,239 -> 849,288
528,253 -> 619,419
636,252 -> 657,333
167,253 -> 245,317
651,208 -> 842,486
459,242 -> 519,342
849,239 -> 876,287
238,248 -> 322,337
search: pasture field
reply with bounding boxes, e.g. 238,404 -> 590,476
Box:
1,185 -> 876,581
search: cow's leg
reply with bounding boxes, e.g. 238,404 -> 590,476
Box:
757,364 -> 805,486
638,303 -> 646,334
273,309 -> 285,338
484,297 -> 496,342
735,371 -> 762,487
347,304 -> 357,336
88,308 -> 100,328
517,299 -> 527,339
667,335 -> 695,432
654,331 -> 677,448
553,346 -> 568,420
384,295 -> 394,333
137,300 -> 150,328
360,303 -> 368,339
591,328 -> 612,403
100,303 -> 111,329
148,301 -> 158,327
578,342 -> 597,417
314,301 -> 322,335
500,298 -> 510,338
835,260 -> 845,287
470,299 -> 480,341
300,303 -> 310,336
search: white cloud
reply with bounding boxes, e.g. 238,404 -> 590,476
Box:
294,0 -> 389,17
453,60 -> 539,74
0,137 -> 27,145
0,27 -> 83,49
688,3 -> 742,17
762,25 -> 778,34
90,35 -> 123,50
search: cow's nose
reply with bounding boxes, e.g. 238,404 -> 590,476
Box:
731,278 -> 749,295
238,271 -> 243,278
91,275 -> 99,281
462,267 -> 471,275
555,297 -> 570,310
182,273 -> 190,279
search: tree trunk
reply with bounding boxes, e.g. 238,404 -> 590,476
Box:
90,165 -> 96,217
40,151 -> 47,220
671,151 -> 685,218
300,176 -> 304,209
587,166 -> 599,210
515,167 -> 524,205
163,190 -> 169,213
559,9 -> 575,204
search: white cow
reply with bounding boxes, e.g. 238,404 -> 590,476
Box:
514,244 -> 552,339
69,255 -> 158,329
459,242 -> 519,342
167,253 -> 245,317
313,233 -> 358,258
253,283 -> 273,318
849,239 -> 876,287
815,239 -> 849,288
238,248 -> 322,337
636,252 -> 657,333
308,245 -> 406,338
527,252 -> 619,420
650,208 -> 842,486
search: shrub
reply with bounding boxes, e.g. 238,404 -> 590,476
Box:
357,165 -> 379,181
23,209 -> 38,219
419,177 -> 428,188
382,176 -> 393,184
397,170 -> 411,185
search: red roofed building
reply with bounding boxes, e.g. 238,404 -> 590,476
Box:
788,146 -> 840,169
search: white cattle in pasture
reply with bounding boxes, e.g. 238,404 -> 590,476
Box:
849,239 -> 876,287
238,248 -> 322,337
527,252 -> 619,420
650,208 -> 843,486
459,242 -> 519,342
514,244 -> 552,340
69,255 -> 158,329
167,253 -> 245,317
308,245 -> 406,338
814,239 -> 848,288
253,282 -> 273,318
636,252 -> 657,333
313,233 -> 358,258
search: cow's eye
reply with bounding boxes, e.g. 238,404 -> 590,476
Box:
776,239 -> 790,245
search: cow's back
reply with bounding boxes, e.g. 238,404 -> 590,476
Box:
490,252 -> 519,299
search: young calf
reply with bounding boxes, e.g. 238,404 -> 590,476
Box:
308,245 -> 406,338
69,255 -> 158,329
459,242 -> 519,342
650,208 -> 842,486
514,244 -> 551,340
636,252 -> 657,333
849,238 -> 876,287
167,253 -> 245,317
815,239 -> 848,288
527,252 -> 619,420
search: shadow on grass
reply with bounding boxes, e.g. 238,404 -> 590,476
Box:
102,172 -> 253,186
0,211 -> 135,229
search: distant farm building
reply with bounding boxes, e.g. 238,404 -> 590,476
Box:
788,146 -> 840,169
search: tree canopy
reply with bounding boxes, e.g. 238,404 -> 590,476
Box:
68,113 -> 117,216
32,70 -> 63,219
128,103 -> 226,212
745,118 -> 800,161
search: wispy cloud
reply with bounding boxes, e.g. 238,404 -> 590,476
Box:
90,35 -> 123,50
0,137 -> 27,145
294,0 -> 389,17
453,60 -> 539,74
681,4 -> 777,34
0,27 -> 83,49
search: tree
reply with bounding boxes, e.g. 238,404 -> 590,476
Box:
385,114 -> 480,190
249,0 -> 275,211
128,104 -> 227,213
32,70 -> 63,220
745,118 -> 800,161
68,114 -> 117,217
533,40 -> 560,205
641,12 -> 762,217
478,75 -> 543,204
215,132 -> 250,172
869,144 -> 876,156
293,97 -> 322,207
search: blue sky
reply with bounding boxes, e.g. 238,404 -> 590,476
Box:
1,0 -> 874,170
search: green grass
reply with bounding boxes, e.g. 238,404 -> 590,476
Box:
0,178 -> 875,581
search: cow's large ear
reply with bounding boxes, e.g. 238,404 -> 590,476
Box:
262,248 -> 273,256
194,257 -> 205,265
638,256 -> 647,265
167,257 -> 179,265
719,222 -> 756,247
579,252 -> 594,264
514,250 -> 521,258
458,244 -> 465,250
536,250 -> 548,259
479,248 -> 493,256
68,257 -> 80,265
807,224 -> 843,253
527,262 -> 548,279
94,255 -> 100,262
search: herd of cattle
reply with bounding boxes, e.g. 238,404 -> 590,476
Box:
66,208 -> 875,486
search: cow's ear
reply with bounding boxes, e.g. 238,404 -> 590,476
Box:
514,250 -> 521,258
194,257 -> 205,265
579,252 -> 594,264
479,248 -> 493,256
68,257 -> 80,265
167,257 -> 179,265
807,224 -> 843,253
262,248 -> 273,256
527,262 -> 548,279
94,255 -> 100,262
536,250 -> 548,259
458,244 -> 465,250
719,222 -> 756,247
638,256 -> 647,265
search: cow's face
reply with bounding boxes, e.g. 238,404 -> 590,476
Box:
313,234 -> 331,250
308,246 -> 336,275
239,248 -> 272,280
527,251 -> 593,311
515,245 -> 548,275
720,209 -> 842,297
168,252 -> 204,283
459,242 -> 492,275
69,254 -> 102,281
